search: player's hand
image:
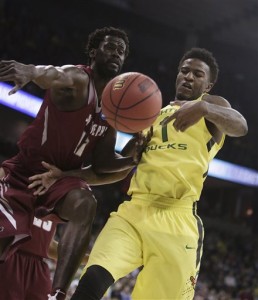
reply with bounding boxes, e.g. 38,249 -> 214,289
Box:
0,60 -> 36,95
28,161 -> 63,196
132,126 -> 153,164
0,167 -> 5,179
161,100 -> 207,131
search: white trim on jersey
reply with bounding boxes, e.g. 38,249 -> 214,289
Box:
0,203 -> 17,229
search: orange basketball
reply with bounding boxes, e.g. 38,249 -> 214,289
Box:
101,72 -> 162,133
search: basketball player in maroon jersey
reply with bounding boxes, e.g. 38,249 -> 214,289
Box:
0,27 -> 141,300
0,214 -> 60,300
0,165 -> 123,300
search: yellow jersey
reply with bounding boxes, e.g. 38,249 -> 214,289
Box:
128,96 -> 225,203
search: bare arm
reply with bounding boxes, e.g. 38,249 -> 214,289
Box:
202,94 -> 248,138
121,127 -> 153,157
92,126 -> 153,173
28,161 -> 133,196
92,127 -> 137,173
161,95 -> 248,143
28,130 -> 150,195
48,238 -> 89,265
0,60 -> 88,94
59,162 -> 132,185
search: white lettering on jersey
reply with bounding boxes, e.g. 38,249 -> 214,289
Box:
74,115 -> 92,157
90,124 -> 98,135
0,181 -> 16,228
41,107 -> 49,145
74,136 -> 90,157
85,114 -> 92,125
74,130 -> 90,157
95,125 -> 106,136
33,217 -> 53,232
0,203 -> 16,229
90,124 -> 107,136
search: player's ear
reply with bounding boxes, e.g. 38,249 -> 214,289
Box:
205,82 -> 213,93
89,49 -> 97,58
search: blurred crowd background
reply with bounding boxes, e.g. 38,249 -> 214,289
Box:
0,0 -> 258,299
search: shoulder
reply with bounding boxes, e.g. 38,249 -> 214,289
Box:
202,94 -> 231,108
59,65 -> 89,76
57,64 -> 90,86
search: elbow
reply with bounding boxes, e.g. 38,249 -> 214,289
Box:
239,119 -> 248,137
232,120 -> 248,137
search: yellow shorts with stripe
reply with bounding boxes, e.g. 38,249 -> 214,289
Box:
83,197 -> 204,300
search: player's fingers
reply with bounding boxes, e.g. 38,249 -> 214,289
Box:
0,61 -> 13,72
0,60 -> 15,65
33,185 -> 45,196
136,132 -> 144,145
173,120 -> 188,132
8,85 -> 21,95
41,161 -> 52,169
170,100 -> 187,107
28,180 -> 42,189
37,188 -> 48,196
173,118 -> 183,131
147,126 -> 153,141
180,122 -> 191,132
160,115 -> 176,126
28,174 -> 42,181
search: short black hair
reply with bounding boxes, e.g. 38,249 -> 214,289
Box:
85,26 -> 129,63
178,48 -> 219,84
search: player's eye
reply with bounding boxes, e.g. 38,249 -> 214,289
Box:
180,68 -> 188,74
117,48 -> 125,55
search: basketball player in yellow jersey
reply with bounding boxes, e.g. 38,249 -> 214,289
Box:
70,47 -> 248,300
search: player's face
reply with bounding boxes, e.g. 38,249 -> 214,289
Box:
175,58 -> 213,100
92,35 -> 127,78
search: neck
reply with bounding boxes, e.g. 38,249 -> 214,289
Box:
92,72 -> 113,100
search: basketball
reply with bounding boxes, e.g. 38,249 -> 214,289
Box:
101,72 -> 162,133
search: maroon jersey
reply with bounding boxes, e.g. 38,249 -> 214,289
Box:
4,65 -> 110,174
0,66 -> 109,261
19,215 -> 60,258
0,216 -> 61,300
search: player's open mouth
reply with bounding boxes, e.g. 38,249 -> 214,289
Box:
109,60 -> 120,68
110,62 -> 119,67
182,83 -> 192,90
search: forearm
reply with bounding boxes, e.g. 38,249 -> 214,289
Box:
48,239 -> 89,265
0,60 -> 65,93
90,168 -> 132,185
121,136 -> 137,156
62,165 -> 133,185
93,155 -> 136,174
204,102 -> 248,137
32,65 -> 63,89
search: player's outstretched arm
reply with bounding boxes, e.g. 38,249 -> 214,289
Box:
92,126 -> 151,174
121,126 -> 153,159
28,161 -> 133,196
161,95 -> 248,138
201,94 -> 248,137
0,60 -> 88,94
